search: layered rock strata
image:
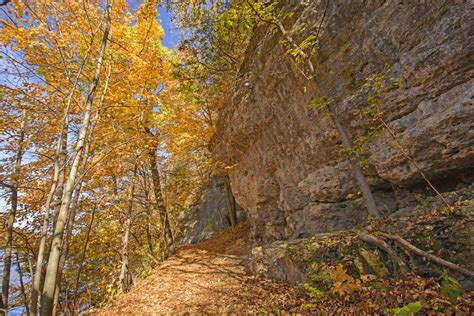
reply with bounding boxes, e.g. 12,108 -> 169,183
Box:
210,0 -> 474,242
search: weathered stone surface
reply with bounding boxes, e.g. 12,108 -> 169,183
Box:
178,176 -> 246,244
249,241 -> 304,284
210,1 -> 474,242
249,209 -> 474,291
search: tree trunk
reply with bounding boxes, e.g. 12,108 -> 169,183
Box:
46,108 -> 69,316
51,176 -> 81,316
147,140 -> 175,258
146,216 -> 154,255
51,119 -> 68,227
271,16 -> 381,219
223,176 -> 238,227
31,145 -> 59,315
142,171 -> 156,256
52,60 -> 109,316
52,134 -> 89,315
379,232 -> 474,278
16,252 -> 30,316
118,179 -> 135,293
31,38 -> 93,316
325,102 -> 380,218
118,217 -> 131,294
145,195 -> 155,255
71,206 -> 96,311
25,252 -> 34,283
40,2 -> 112,314
1,109 -> 27,315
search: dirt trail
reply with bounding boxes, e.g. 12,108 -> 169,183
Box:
94,225 -> 304,314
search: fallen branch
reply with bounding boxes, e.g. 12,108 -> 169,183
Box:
359,231 -> 408,276
379,232 -> 474,279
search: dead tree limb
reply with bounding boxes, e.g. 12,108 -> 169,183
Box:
359,231 -> 408,276
379,232 -> 474,279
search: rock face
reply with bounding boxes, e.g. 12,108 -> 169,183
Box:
210,1 -> 474,242
178,176 -> 246,244
248,186 -> 474,290
249,214 -> 474,290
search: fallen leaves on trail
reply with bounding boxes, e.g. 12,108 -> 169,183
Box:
92,247 -> 304,314
91,222 -> 304,314
92,223 -> 474,314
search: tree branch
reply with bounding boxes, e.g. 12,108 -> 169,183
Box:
379,232 -> 474,279
359,230 -> 408,276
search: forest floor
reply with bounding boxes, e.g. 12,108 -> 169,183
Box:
93,221 -> 474,314
93,224 -> 307,314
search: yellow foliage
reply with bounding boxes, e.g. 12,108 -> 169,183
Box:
331,264 -> 361,300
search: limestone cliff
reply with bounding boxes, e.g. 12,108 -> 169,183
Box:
210,1 -> 473,242
178,176 -> 246,244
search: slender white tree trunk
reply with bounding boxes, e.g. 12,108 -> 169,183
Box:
31,40 -> 93,316
118,168 -> 136,293
118,215 -> 132,293
40,2 -> 112,314
52,62 -> 110,316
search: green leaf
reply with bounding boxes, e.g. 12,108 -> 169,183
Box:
440,273 -> 463,304
387,301 -> 422,316
405,302 -> 422,313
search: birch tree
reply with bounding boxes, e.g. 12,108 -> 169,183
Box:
40,1 -> 113,314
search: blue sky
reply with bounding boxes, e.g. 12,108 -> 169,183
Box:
127,0 -> 180,49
